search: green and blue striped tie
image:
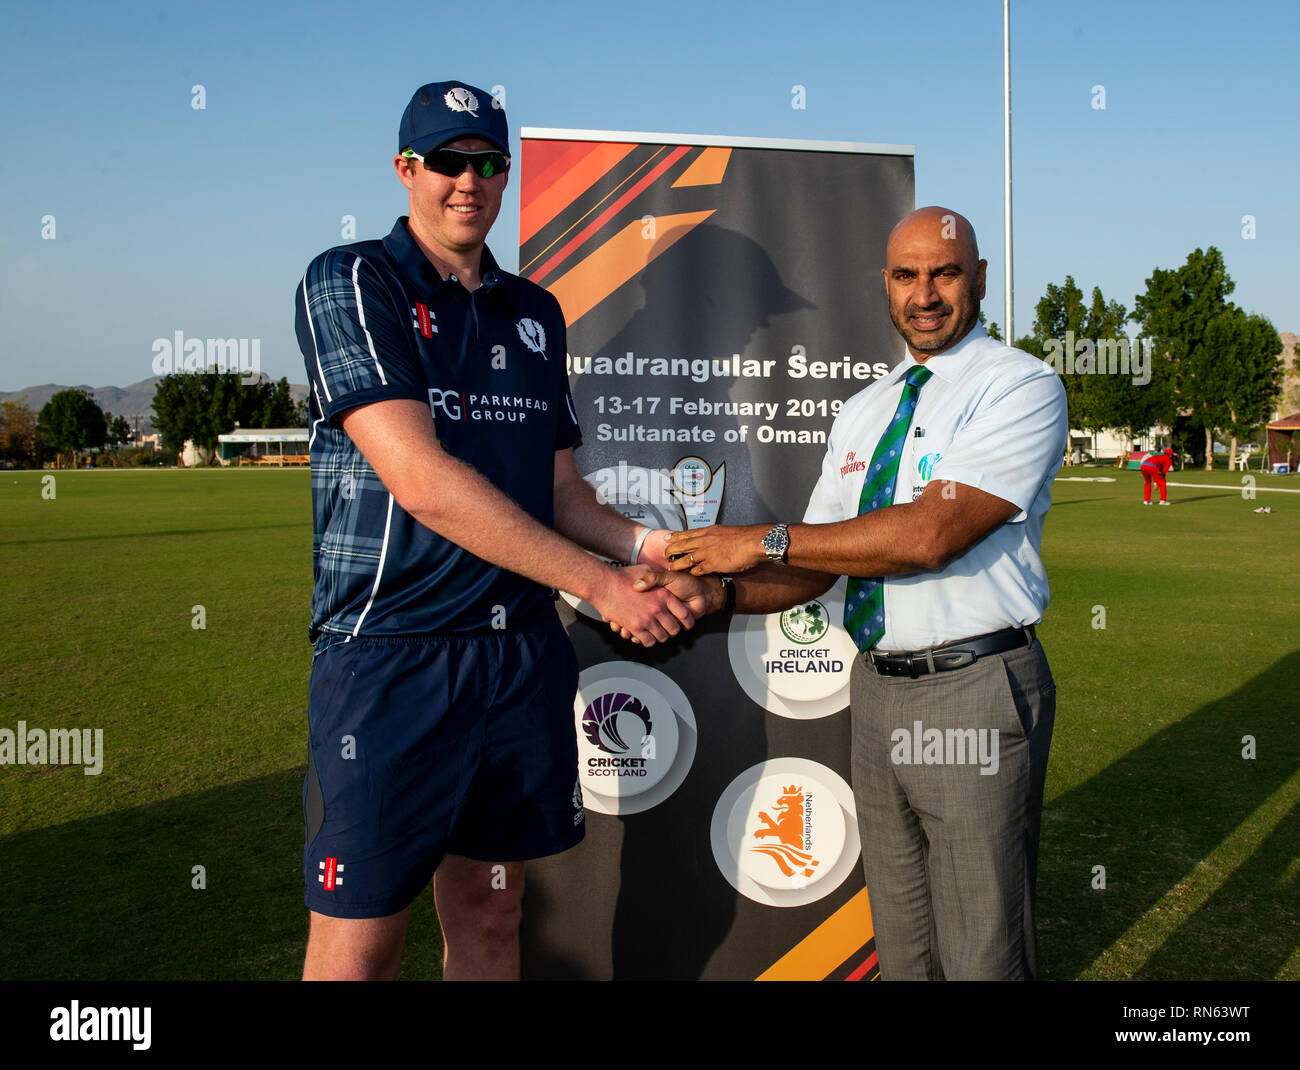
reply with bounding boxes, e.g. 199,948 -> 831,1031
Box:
843,363 -> 933,652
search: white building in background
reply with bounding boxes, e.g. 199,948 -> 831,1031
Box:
180,439 -> 213,467
215,428 -> 310,465
1067,426 -> 1167,464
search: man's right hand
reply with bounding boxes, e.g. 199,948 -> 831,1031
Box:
589,564 -> 696,646
633,570 -> 725,618
602,570 -> 726,643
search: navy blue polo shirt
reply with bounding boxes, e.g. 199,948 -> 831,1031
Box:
295,217 -> 582,653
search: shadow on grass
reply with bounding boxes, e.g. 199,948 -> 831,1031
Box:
1162,494 -> 1244,505
1039,650 -> 1300,980
3,523 -> 306,547
0,766 -> 444,980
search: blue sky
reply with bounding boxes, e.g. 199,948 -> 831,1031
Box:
2,0 -> 1296,392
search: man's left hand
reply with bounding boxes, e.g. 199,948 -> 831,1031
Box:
635,529 -> 675,570
665,524 -> 768,575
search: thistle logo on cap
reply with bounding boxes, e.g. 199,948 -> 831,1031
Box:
399,79 -> 509,156
444,86 -> 479,115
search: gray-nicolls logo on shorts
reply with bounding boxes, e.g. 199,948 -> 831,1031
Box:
572,778 -> 585,826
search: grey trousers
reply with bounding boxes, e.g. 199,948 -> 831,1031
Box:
849,639 -> 1056,980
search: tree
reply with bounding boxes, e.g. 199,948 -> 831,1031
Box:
1203,309 -> 1284,469
1133,247 -> 1235,470
0,400 -> 46,466
38,389 -> 107,466
1023,276 -> 1105,445
152,373 -> 308,462
1076,287 -> 1178,455
251,378 -> 305,428
105,413 -> 133,449
978,310 -> 1003,341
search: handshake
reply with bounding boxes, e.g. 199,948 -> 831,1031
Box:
588,525 -> 770,646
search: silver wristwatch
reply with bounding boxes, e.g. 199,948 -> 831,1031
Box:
762,523 -> 789,564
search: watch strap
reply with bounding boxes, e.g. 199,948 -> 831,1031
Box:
719,575 -> 736,614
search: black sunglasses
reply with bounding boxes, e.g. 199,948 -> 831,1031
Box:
403,147 -> 510,179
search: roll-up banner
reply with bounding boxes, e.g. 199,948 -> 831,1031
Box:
518,129 -> 915,980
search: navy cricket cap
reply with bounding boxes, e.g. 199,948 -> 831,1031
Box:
399,81 -> 509,156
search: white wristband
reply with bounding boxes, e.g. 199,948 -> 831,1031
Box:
629,526 -> 651,565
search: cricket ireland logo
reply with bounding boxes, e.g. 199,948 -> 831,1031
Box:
779,600 -> 829,645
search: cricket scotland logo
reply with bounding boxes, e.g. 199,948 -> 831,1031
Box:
444,86 -> 479,115
517,317 -> 547,357
779,600 -> 829,645
581,691 -> 652,755
573,665 -> 694,814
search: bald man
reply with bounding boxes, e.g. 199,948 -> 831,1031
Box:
650,207 -> 1068,979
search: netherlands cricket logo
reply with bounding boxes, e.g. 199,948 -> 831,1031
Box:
750,784 -> 820,880
444,87 -> 479,115
517,317 -> 547,358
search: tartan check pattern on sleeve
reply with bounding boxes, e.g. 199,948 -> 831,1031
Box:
298,250 -> 413,652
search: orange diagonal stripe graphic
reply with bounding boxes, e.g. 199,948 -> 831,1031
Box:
672,146 -> 732,187
520,141 -> 638,245
547,210 -> 715,328
755,887 -> 874,981
520,147 -> 669,277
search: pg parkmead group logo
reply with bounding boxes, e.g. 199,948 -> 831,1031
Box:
778,600 -> 829,645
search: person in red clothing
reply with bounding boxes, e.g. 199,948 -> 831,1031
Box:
1141,446 -> 1176,505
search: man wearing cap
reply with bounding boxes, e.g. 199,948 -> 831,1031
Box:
647,207 -> 1068,980
1140,446 -> 1176,505
294,81 -> 695,980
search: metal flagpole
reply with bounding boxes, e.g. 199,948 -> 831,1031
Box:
1003,0 -> 1013,343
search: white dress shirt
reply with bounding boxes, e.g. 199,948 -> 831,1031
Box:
802,323 -> 1068,651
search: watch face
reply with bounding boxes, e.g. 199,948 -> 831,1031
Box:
763,526 -> 788,557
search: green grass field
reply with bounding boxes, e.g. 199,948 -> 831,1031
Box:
1,466 -> 1296,980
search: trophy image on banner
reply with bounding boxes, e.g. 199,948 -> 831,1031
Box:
559,457 -> 725,621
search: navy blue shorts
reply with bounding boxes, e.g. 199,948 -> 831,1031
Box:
302,608 -> 584,919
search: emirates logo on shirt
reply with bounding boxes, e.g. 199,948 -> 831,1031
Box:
839,450 -> 868,478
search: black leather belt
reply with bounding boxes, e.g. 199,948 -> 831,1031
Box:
866,625 -> 1036,677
